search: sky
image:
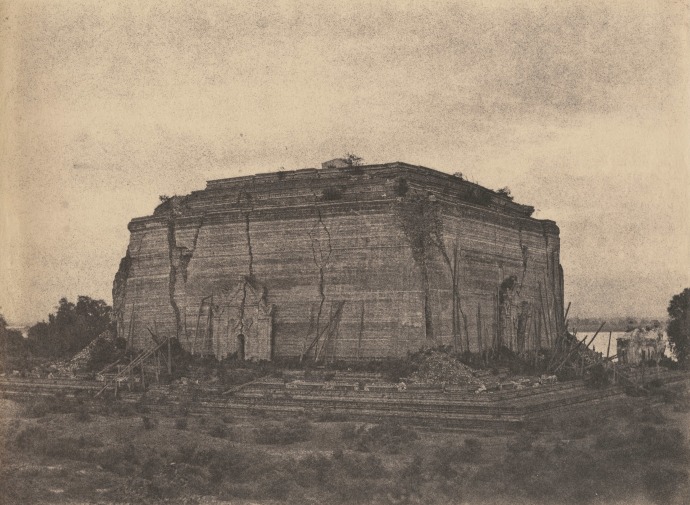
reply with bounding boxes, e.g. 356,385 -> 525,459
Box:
1,0 -> 688,325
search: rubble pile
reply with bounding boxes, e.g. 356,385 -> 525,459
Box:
408,350 -> 480,385
63,330 -> 117,374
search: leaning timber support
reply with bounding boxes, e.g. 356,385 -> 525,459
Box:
552,322 -> 605,374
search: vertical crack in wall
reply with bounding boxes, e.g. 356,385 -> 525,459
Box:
517,227 -> 529,296
166,215 -> 182,340
244,211 -> 254,277
237,212 -> 254,336
236,189 -> 255,339
179,215 -> 205,283
540,223 -> 558,343
304,208 -> 333,360
395,193 -> 440,340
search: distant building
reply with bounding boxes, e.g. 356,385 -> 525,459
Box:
113,161 -> 564,361
616,327 -> 667,364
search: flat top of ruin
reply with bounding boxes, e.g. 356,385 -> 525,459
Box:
204,161 -> 536,214
132,161 -> 559,229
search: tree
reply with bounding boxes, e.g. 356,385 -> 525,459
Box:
667,288 -> 690,364
0,312 -> 29,372
27,296 -> 113,358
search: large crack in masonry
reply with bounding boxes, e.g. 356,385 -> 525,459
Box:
237,210 -> 255,336
394,193 -> 437,340
516,227 -> 529,296
166,215 -> 183,340
179,215 -> 205,283
303,208 -> 332,360
231,187 -> 256,345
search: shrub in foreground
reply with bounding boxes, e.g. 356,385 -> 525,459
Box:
253,419 -> 312,445
343,421 -> 419,453
141,415 -> 157,430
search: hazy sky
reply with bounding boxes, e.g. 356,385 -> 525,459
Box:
1,0 -> 688,325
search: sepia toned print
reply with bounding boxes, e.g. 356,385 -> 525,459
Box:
1,1 -> 688,504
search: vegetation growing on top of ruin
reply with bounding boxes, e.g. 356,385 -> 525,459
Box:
343,153 -> 363,167
496,186 -> 514,200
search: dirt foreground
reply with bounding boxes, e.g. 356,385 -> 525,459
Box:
1,381 -> 689,505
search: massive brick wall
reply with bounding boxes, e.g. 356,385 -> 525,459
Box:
113,163 -> 563,360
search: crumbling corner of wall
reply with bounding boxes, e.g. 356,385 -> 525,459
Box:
112,249 -> 132,317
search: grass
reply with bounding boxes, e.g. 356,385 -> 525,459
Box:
253,418 -> 312,445
141,415 -> 157,430
341,421 -> 419,454
3,381 -> 690,505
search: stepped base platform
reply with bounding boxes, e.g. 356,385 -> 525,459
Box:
1,369 -> 687,431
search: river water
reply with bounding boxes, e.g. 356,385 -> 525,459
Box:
574,331 -> 627,360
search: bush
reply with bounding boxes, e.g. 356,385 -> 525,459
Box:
204,446 -> 252,484
341,423 -> 358,441
637,426 -> 686,460
295,453 -> 333,487
107,401 -> 137,417
94,444 -> 138,474
74,405 -> 92,423
175,418 -> 188,430
595,431 -> 633,450
633,406 -> 667,425
343,421 -> 419,454
14,427 -> 101,461
463,438 -> 482,458
316,410 -> 348,422
339,453 -> 386,479
430,437 -> 483,479
644,466 -> 688,504
507,434 -> 536,453
14,425 -> 48,451
41,437 -> 86,459
209,424 -> 228,439
21,396 -> 74,418
254,419 -> 312,445
21,400 -> 51,418
141,416 -> 157,430
585,363 -> 611,389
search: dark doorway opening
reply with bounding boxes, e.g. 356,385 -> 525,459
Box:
236,334 -> 245,361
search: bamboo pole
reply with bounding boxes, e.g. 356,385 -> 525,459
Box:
563,301 -> 571,325
606,331 -> 612,359
552,322 -> 606,373
128,304 -> 136,350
